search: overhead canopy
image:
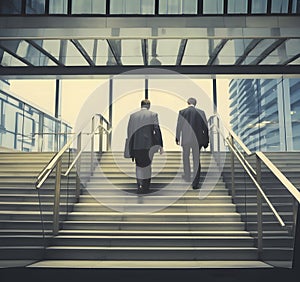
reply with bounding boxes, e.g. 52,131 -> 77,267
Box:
1,15 -> 300,78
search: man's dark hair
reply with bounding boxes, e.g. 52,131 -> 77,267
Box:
187,97 -> 197,106
141,99 -> 151,109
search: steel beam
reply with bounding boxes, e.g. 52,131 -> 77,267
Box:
207,39 -> 228,65
235,39 -> 263,65
26,39 -> 64,66
250,39 -> 287,65
70,39 -> 95,66
176,39 -> 187,66
0,43 -> 33,66
0,65 -> 299,78
106,39 -> 122,65
141,39 -> 148,66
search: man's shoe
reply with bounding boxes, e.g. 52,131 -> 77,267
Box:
192,185 -> 200,190
137,185 -> 143,194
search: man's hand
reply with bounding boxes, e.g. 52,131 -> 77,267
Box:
159,147 -> 164,155
175,139 -> 180,145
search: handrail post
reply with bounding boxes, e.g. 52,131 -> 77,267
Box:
99,116 -> 103,155
76,132 -> 82,200
53,158 -> 62,236
217,116 -> 221,166
256,155 -> 263,259
107,122 -> 111,151
90,116 -> 95,176
38,113 -> 44,152
292,199 -> 298,237
230,134 -> 236,202
293,202 -> 300,269
209,117 -> 213,153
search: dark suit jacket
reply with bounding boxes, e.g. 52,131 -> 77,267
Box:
176,106 -> 209,148
127,108 -> 163,156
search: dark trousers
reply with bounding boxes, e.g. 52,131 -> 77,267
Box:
182,144 -> 201,187
134,149 -> 154,190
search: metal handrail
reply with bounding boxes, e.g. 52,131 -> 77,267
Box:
64,124 -> 111,177
35,115 -> 110,189
209,116 -> 256,176
220,117 -> 300,205
212,120 -> 285,227
213,115 -> 300,205
209,114 -> 252,155
36,133 -> 77,189
226,140 -> 285,227
256,152 -> 300,204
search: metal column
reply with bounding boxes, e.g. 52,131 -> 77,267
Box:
145,77 -> 149,99
108,77 -> 113,150
54,79 -> 62,151
213,79 -> 217,113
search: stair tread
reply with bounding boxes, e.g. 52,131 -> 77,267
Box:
51,235 -> 254,239
46,246 -> 258,250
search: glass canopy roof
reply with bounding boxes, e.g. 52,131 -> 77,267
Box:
1,1 -> 300,77
1,37 -> 300,68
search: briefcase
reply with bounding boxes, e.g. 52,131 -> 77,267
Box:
124,138 -> 131,158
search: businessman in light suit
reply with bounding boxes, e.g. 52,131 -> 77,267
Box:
127,99 -> 163,194
176,97 -> 209,189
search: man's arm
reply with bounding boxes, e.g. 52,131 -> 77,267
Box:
200,110 -> 209,148
153,113 -> 163,149
175,111 -> 183,145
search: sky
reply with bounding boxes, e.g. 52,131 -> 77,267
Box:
9,78 -> 231,150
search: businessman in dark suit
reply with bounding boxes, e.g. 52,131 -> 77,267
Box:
127,99 -> 163,194
176,97 -> 209,189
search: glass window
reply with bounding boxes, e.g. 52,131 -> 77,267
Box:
228,0 -> 248,14
182,39 -> 221,65
290,79 -> 300,149
121,40 -> 143,65
49,0 -> 68,14
244,39 -> 278,64
159,0 -> 197,14
26,0 -> 45,14
110,0 -> 154,14
271,0 -> 289,13
40,40 -> 61,61
292,0 -> 300,13
65,40 -> 89,66
0,0 -> 22,14
203,0 -> 224,14
1,52 -> 27,66
260,39 -> 300,65
72,0 -> 105,14
149,39 -> 181,65
251,0 -> 267,13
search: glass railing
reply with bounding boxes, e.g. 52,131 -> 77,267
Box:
0,87 -> 72,152
209,114 -> 300,268
0,0 -> 299,16
35,113 -> 111,255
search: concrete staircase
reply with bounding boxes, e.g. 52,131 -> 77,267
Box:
222,152 -> 300,263
0,151 -> 298,265
44,151 -> 259,261
0,152 -> 77,260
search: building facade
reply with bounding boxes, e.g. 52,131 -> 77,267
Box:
229,78 -> 300,151
0,80 -> 71,152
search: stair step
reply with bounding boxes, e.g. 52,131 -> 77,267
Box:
61,221 -> 247,231
44,246 -> 259,260
49,235 -> 255,247
66,212 -> 242,222
71,203 -> 236,213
